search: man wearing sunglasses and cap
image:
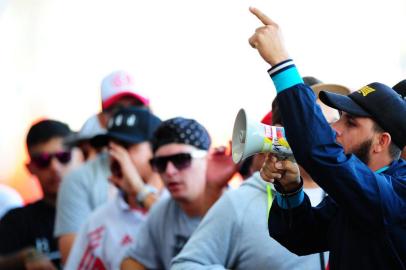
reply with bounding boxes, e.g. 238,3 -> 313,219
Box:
64,107 -> 163,270
0,119 -> 78,270
55,70 -> 152,264
121,117 -> 236,270
248,7 -> 406,270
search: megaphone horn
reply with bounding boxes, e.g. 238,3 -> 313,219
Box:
231,109 -> 293,163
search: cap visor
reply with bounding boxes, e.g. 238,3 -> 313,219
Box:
319,91 -> 371,117
311,83 -> 351,96
92,132 -> 145,147
102,92 -> 150,110
64,132 -> 80,147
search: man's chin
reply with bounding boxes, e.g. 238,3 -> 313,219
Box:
43,182 -> 61,197
170,192 -> 191,203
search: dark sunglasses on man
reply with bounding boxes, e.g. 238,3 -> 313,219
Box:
31,151 -> 72,169
149,150 -> 207,173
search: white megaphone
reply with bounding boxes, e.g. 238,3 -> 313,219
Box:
232,109 -> 293,163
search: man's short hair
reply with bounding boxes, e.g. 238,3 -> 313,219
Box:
372,122 -> 401,160
26,119 -> 71,155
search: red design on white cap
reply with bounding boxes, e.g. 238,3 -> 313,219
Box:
112,73 -> 133,89
101,70 -> 150,110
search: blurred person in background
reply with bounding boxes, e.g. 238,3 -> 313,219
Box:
64,114 -> 107,162
64,107 -> 163,270
0,119 -> 78,270
121,117 -> 237,270
54,70 -> 153,264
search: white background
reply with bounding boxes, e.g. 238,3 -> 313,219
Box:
0,0 -> 405,193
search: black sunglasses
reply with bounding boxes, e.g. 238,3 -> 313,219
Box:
31,151 -> 72,169
149,151 -> 207,173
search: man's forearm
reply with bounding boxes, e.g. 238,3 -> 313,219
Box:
121,258 -> 146,270
58,233 -> 76,264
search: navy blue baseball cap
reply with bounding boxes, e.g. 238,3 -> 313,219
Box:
393,79 -> 406,100
319,82 -> 406,149
151,117 -> 211,153
94,107 -> 161,146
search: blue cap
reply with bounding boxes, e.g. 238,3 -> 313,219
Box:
95,107 -> 161,146
319,82 -> 406,149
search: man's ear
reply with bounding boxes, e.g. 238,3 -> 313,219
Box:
26,162 -> 36,175
373,132 -> 391,153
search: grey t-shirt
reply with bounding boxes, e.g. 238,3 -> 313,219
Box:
125,197 -> 201,270
171,173 -> 325,270
54,153 -> 115,236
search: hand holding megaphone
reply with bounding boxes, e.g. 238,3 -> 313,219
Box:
231,109 -> 294,164
260,155 -> 301,192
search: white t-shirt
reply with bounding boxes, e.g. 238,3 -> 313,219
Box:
54,153 -> 118,237
64,193 -> 147,270
304,187 -> 326,206
0,184 -> 23,219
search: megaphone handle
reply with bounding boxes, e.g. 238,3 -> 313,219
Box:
272,155 -> 296,194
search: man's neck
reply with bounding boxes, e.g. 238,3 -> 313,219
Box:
42,195 -> 56,207
178,196 -> 206,217
368,154 -> 393,172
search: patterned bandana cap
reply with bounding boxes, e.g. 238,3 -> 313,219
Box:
152,117 -> 211,153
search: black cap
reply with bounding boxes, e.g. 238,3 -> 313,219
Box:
152,117 -> 211,153
393,79 -> 406,100
319,82 -> 406,149
94,107 -> 161,146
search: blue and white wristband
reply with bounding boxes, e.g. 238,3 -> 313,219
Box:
268,59 -> 303,93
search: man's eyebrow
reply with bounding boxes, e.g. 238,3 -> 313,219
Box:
345,114 -> 357,120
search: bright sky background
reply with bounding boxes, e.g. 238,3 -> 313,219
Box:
1,0 -> 405,201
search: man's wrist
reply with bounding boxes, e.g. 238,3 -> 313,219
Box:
274,177 -> 304,209
269,56 -> 290,67
274,177 -> 303,194
267,59 -> 303,93
136,185 -> 157,206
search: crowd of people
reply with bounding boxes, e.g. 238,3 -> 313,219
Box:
0,7 -> 405,270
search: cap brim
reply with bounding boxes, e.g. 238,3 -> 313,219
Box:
92,132 -> 146,147
64,132 -> 80,147
311,83 -> 351,96
102,92 -> 150,110
319,91 -> 371,117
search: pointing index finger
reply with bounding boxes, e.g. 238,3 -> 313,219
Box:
249,6 -> 275,26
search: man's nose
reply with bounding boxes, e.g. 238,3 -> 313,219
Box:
164,161 -> 178,175
49,156 -> 64,172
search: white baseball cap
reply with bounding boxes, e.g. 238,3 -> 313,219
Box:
101,70 -> 150,110
65,114 -> 106,146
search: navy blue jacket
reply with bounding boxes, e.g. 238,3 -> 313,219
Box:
267,60 -> 406,270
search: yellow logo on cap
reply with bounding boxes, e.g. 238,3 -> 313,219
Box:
358,86 -> 376,97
